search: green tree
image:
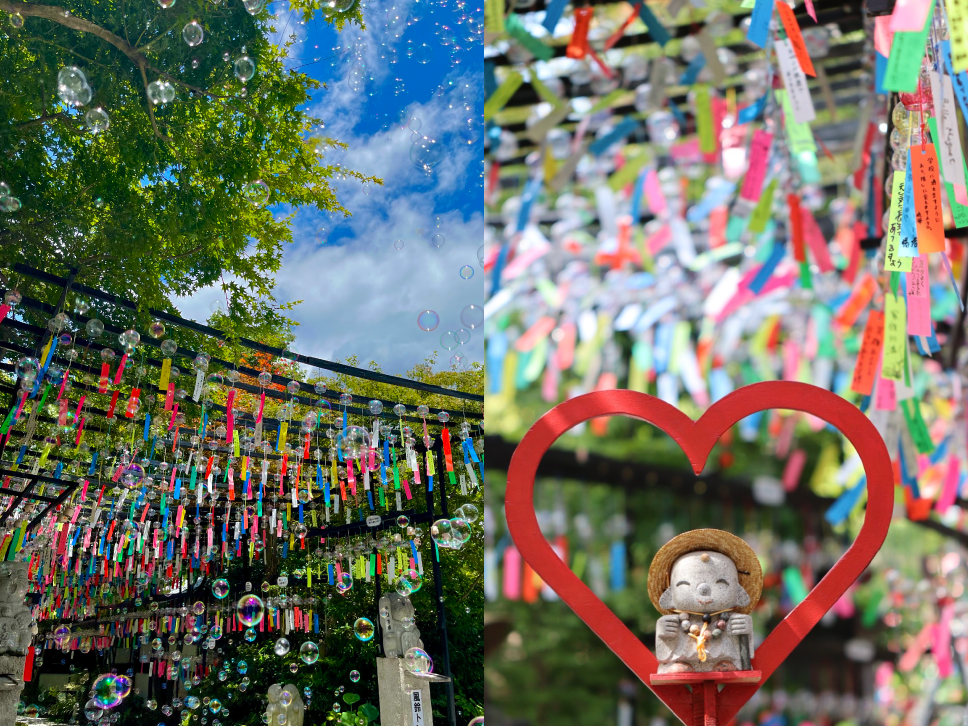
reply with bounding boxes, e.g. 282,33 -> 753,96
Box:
0,0 -> 377,332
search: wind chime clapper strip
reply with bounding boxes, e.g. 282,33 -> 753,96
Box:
11,262 -> 484,403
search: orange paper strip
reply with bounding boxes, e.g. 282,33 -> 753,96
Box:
911,143 -> 945,252
776,1 -> 817,77
850,310 -> 885,396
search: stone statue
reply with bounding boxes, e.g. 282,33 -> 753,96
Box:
266,683 -> 305,726
0,561 -> 32,723
647,529 -> 762,674
379,592 -> 423,658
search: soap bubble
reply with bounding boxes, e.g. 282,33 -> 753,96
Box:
455,328 -> 470,345
86,319 -> 104,338
386,8 -> 410,37
274,637 -> 290,656
415,43 -> 433,63
243,0 -> 263,12
431,518 -> 455,547
237,660 -> 248,674
440,331 -> 458,350
148,321 -> 165,338
404,647 -> 433,675
336,572 -> 354,594
410,137 -> 444,172
212,579 -> 229,599
192,601 -> 206,616
245,628 -> 257,642
3,289 -> 21,305
114,675 -> 132,699
468,718 -> 484,725
459,265 -> 474,279
185,696 -> 200,709
53,625 -> 71,646
234,56 -> 256,82
236,594 -> 265,627
417,310 -> 439,331
394,569 -> 422,596
57,66 -> 91,107
300,641 -> 320,664
9,11 -> 23,26
397,515 -> 409,527
460,304 -> 484,329
146,79 -> 176,105
353,617 -> 375,641
455,503 -> 479,523
431,233 -> 445,248
209,699 -> 222,714
0,195 -> 21,212
15,357 -> 38,383
450,518 -> 472,546
349,670 -> 360,682
121,463 -> 145,488
243,180 -> 270,207
394,239 -> 404,250
91,674 -> 123,709
85,107 -> 110,134
338,425 -> 370,458
182,20 -> 204,46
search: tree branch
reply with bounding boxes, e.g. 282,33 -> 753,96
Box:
0,0 -> 142,63
167,242 -> 206,261
16,110 -> 71,129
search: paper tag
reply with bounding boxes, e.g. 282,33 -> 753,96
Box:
695,85 -> 715,153
911,143 -> 945,253
883,0 -> 935,92
884,171 -> 913,271
775,39 -> 816,124
697,28 -> 727,84
776,1 -> 816,76
906,256 -> 932,335
192,368 -> 204,402
483,71 -> 524,120
851,310 -> 884,395
366,515 -> 381,527
740,129 -> 772,201
930,71 -> 968,191
882,294 -> 907,381
159,358 -> 171,393
951,0 -> 968,72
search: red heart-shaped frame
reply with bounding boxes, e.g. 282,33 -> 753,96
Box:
506,382 -> 892,726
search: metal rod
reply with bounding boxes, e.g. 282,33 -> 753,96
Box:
13,263 -> 482,403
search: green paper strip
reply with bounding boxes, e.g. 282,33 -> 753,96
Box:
884,0 -> 936,92
506,14 -> 553,60
483,70 -> 524,120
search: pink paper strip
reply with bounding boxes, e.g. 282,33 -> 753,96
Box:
890,0 -> 932,33
935,455 -> 961,513
226,389 -> 236,442
503,546 -> 522,600
804,0 -> 816,21
782,449 -> 808,491
802,209 -> 834,272
646,224 -> 672,255
907,256 -> 932,335
644,167 -> 667,216
740,129 -> 772,201
74,396 -> 86,420
0,304 -> 10,326
55,374 -> 68,402
74,418 -> 85,446
168,403 -> 178,430
113,354 -> 127,385
257,392 -> 266,423
875,375 -> 896,411
935,603 -> 955,677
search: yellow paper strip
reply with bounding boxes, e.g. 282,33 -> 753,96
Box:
159,358 -> 172,393
483,71 -> 524,121
884,171 -> 913,272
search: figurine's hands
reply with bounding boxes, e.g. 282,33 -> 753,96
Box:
657,615 -> 681,640
727,614 -> 752,637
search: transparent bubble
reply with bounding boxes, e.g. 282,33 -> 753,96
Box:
353,617 -> 375,642
404,647 -> 433,675
146,79 -> 175,105
9,11 -> 23,26
148,321 -> 165,338
417,310 -> 439,331
243,0 -> 263,12
273,637 -> 290,656
91,674 -> 123,709
440,331 -> 458,350
212,579 -> 230,599
14,357 -> 38,383
336,572 -> 354,594
0,195 -> 21,213
415,43 -> 433,64
455,503 -> 479,523
394,569 -> 422,596
3,289 -> 21,305
234,56 -> 256,82
85,107 -> 110,134
299,641 -> 320,664
410,137 -> 444,172
460,304 -> 483,329
455,328 -> 470,345
431,518 -> 455,547
57,66 -> 91,107
387,8 -> 410,37
431,233 -> 445,248
394,239 -> 404,250
243,180 -> 270,207
182,20 -> 204,46
237,660 -> 248,674
236,594 -> 265,627
54,624 -> 71,646
245,628 -> 257,642
459,265 -> 474,279
450,517 -> 472,545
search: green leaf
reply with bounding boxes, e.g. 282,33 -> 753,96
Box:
342,692 -> 360,705
359,703 -> 379,721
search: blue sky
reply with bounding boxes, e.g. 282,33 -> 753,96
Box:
177,0 -> 484,375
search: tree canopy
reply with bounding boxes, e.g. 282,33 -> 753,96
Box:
0,0 -> 376,332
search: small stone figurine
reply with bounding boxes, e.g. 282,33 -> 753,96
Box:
647,529 -> 762,674
379,592 -> 423,658
266,684 -> 305,726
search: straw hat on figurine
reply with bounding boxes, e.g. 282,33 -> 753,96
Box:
647,528 -> 763,615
